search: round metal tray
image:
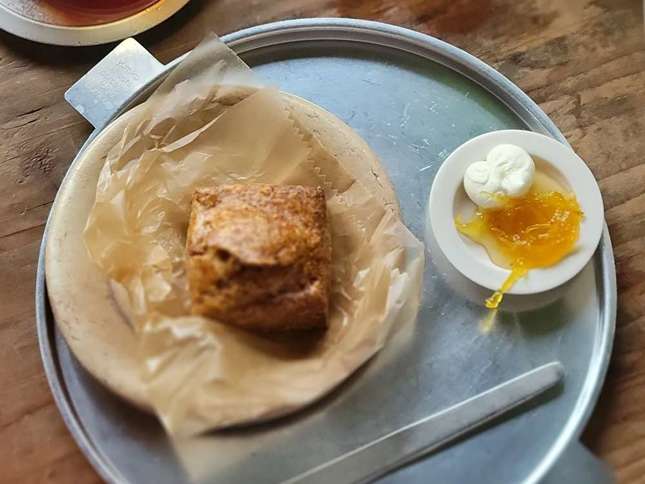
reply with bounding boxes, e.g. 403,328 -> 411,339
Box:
0,0 -> 190,46
36,18 -> 616,484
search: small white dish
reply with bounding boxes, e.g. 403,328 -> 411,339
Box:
428,129 -> 604,295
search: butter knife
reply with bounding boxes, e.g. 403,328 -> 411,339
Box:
284,361 -> 564,484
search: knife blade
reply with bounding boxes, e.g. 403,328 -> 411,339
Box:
284,361 -> 564,484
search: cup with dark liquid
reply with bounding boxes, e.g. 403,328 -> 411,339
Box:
44,0 -> 161,25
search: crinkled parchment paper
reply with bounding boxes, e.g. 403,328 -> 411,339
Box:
84,33 -> 425,436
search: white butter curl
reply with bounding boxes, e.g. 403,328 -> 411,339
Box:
464,144 -> 535,208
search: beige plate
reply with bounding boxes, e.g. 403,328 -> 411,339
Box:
45,91 -> 398,410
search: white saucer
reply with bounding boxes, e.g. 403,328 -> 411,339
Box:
428,129 -> 604,295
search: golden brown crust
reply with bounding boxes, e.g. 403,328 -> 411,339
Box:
186,184 -> 331,331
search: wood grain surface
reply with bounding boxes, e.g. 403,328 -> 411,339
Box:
0,0 -> 643,482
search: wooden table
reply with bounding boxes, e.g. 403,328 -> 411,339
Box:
1,0 -> 643,482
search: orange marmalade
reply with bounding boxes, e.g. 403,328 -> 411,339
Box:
456,172 -> 583,310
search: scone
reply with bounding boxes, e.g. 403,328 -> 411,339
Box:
186,184 -> 331,331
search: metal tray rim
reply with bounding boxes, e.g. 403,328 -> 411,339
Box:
35,18 -> 617,484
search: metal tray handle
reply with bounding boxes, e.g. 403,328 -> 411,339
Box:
65,38 -> 166,129
542,442 -> 614,484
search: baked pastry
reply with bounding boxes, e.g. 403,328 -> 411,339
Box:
186,184 -> 331,331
